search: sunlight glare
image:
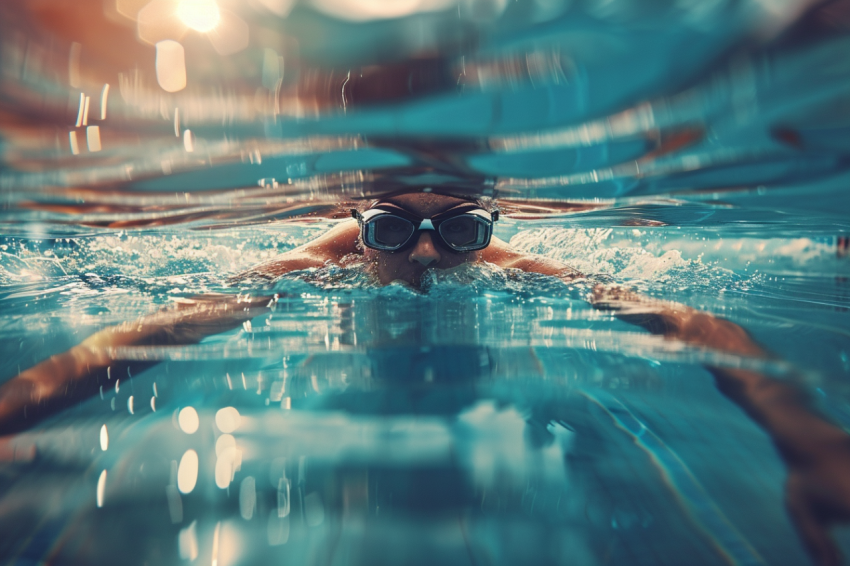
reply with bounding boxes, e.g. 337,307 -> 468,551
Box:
176,0 -> 221,32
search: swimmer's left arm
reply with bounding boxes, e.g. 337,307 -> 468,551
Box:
482,237 -> 583,280
591,284 -> 850,566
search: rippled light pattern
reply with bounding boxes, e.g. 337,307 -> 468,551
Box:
177,449 -> 199,494
178,406 -> 200,433
176,0 -> 221,32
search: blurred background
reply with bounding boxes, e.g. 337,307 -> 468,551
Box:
1,0 -> 849,234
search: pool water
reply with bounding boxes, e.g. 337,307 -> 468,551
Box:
1,1 -> 850,565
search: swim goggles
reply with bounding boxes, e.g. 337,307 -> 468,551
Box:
351,205 -> 499,252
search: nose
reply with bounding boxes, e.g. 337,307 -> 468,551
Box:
408,232 -> 441,267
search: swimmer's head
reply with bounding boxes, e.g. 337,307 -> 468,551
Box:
356,191 -> 495,287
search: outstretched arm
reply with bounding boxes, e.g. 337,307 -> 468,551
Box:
591,285 -> 850,566
0,295 -> 271,434
0,221 -> 360,436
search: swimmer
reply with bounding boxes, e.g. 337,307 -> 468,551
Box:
238,190 -> 582,286
1,189 -> 849,566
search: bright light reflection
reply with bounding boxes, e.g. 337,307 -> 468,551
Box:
176,0 -> 221,32
99,84 -> 109,120
155,40 -> 187,93
179,406 -> 200,434
96,469 -> 107,508
86,125 -> 101,152
211,522 -> 221,566
69,131 -> 79,155
239,476 -> 256,520
215,407 -> 241,433
215,437 -> 242,490
215,434 -> 235,456
178,449 -> 199,494
178,520 -> 199,560
310,0 -> 442,21
100,424 -> 108,451
215,455 -> 232,489
183,129 -> 195,152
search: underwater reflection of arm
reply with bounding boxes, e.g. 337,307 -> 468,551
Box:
591,285 -> 850,566
0,295 -> 270,436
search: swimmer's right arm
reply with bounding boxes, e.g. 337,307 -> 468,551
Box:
0,295 -> 271,435
0,223 -> 361,435
233,220 -> 362,281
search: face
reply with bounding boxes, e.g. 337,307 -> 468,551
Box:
361,193 -> 484,287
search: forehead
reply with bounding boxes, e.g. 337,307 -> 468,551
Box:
374,193 -> 474,216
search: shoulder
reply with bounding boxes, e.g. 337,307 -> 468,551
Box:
235,220 -> 361,281
481,237 -> 582,280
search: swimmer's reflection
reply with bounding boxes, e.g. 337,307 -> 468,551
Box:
1,190 -> 849,566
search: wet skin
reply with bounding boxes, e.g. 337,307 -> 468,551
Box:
1,193 -> 849,565
243,192 -> 580,287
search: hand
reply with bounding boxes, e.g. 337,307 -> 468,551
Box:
589,284 -> 763,356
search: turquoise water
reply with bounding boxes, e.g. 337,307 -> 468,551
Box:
2,1 -> 850,565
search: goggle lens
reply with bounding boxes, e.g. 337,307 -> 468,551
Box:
438,215 -> 483,248
372,216 -> 415,247
355,207 -> 496,252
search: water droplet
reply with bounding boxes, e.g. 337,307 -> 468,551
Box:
68,131 -> 79,155
99,83 -> 109,120
183,129 -> 195,152
155,40 -> 187,93
177,449 -> 198,494
239,476 -> 256,520
96,469 -> 107,508
215,407 -> 241,433
178,406 -> 199,434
